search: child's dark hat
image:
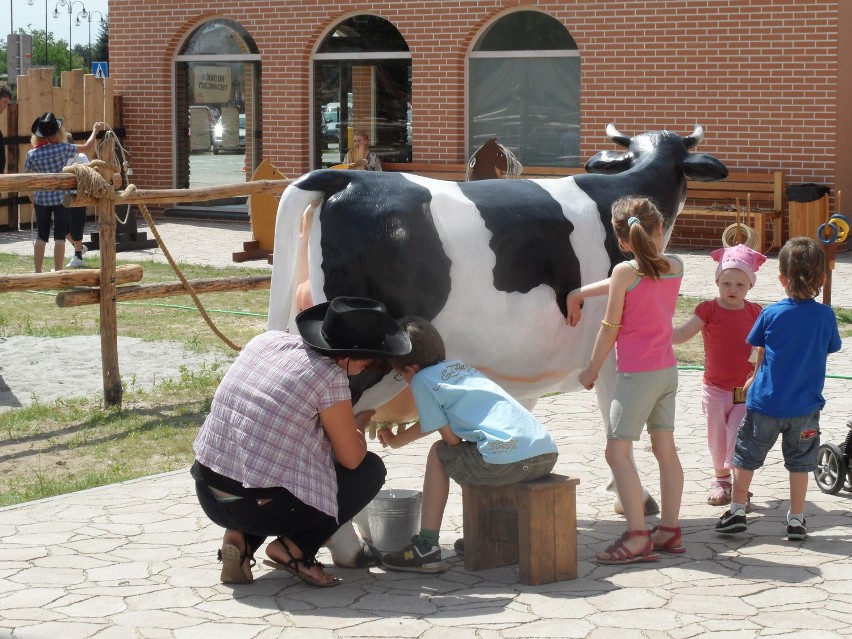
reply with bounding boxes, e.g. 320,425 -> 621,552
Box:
31,112 -> 63,138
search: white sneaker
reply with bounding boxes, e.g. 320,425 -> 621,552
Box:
80,244 -> 88,256
66,255 -> 85,268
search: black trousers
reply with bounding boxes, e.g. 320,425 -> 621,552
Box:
193,452 -> 386,560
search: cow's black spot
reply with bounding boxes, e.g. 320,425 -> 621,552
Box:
457,179 -> 579,318
297,170 -> 451,322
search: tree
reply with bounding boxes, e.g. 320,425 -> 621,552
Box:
92,20 -> 109,64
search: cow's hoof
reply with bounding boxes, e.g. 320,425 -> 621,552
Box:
613,495 -> 660,516
332,545 -> 382,569
643,495 -> 660,516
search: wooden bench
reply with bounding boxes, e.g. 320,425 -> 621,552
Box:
678,170 -> 786,252
383,162 -> 583,182
461,473 -> 580,585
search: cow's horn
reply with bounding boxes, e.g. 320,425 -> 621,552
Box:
605,123 -> 631,148
683,124 -> 704,149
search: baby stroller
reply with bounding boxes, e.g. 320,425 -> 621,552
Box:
813,419 -> 852,494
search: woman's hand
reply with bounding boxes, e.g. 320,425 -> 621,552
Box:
354,410 -> 375,432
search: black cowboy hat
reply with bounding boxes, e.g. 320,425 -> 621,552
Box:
31,112 -> 63,138
296,296 -> 411,359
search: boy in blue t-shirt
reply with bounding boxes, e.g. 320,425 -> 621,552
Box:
715,237 -> 841,541
378,316 -> 558,573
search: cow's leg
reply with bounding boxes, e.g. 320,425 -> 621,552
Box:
594,354 -> 659,516
325,515 -> 381,568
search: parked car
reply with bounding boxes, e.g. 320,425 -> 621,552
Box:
213,113 -> 246,154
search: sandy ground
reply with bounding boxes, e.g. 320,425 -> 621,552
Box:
0,335 -> 231,412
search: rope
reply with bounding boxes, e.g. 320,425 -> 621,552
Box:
82,127 -> 244,353
127,186 -> 244,352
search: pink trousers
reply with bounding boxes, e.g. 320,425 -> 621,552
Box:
702,383 -> 746,471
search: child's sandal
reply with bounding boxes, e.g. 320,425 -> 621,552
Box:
595,530 -> 660,565
651,525 -> 686,554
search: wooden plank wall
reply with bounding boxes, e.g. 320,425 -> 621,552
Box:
1,69 -> 115,228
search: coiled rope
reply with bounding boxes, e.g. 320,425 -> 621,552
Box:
72,128 -> 243,352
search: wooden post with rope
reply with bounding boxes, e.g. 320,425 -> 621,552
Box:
94,133 -> 122,407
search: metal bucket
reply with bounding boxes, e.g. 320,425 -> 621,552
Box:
366,489 -> 422,553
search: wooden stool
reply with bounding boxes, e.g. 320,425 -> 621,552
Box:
461,473 -> 580,585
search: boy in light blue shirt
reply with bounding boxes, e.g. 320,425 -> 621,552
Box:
378,316 -> 558,573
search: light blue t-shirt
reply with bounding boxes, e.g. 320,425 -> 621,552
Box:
410,360 -> 558,464
747,297 -> 841,418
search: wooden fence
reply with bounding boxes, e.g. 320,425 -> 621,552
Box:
1,67 -> 118,228
0,158 -> 289,409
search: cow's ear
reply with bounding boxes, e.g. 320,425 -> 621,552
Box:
682,153 -> 729,182
584,151 -> 633,175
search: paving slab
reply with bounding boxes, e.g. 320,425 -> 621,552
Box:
1,217 -> 851,638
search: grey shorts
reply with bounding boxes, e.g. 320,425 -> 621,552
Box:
733,409 -> 821,473
609,366 -> 678,441
435,441 -> 558,486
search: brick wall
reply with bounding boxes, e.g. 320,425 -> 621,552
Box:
108,0 -> 847,248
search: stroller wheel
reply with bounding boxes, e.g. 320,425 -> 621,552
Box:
813,443 -> 847,494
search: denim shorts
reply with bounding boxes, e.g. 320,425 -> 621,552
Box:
609,366 -> 678,441
436,441 -> 558,486
733,409 -> 821,473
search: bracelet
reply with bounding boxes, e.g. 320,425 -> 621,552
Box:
600,319 -> 621,329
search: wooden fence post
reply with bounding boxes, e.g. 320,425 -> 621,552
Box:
95,145 -> 122,408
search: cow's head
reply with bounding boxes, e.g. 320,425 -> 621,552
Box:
581,124 -> 728,247
586,123 -> 728,183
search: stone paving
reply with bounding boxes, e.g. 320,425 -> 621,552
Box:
0,218 -> 850,639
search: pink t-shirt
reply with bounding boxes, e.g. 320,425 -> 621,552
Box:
695,298 -> 762,390
615,257 -> 683,373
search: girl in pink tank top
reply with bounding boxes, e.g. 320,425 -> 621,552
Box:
566,197 -> 685,565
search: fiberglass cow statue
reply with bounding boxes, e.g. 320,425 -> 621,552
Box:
268,124 -> 728,566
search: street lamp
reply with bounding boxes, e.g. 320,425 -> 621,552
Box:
26,0 -> 50,66
53,0 -> 87,70
76,9 -> 105,70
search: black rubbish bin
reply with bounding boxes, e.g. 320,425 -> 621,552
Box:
787,183 -> 829,241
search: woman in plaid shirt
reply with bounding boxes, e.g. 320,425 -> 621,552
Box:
24,112 -> 104,272
192,297 -> 411,587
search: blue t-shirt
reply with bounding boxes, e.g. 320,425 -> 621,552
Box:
747,297 -> 841,418
25,142 -> 79,206
410,359 -> 558,464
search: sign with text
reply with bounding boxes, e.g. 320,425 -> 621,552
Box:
193,66 -> 232,104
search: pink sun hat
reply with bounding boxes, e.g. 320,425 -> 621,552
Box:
711,244 -> 767,287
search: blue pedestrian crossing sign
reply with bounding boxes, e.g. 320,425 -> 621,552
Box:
92,62 -> 109,78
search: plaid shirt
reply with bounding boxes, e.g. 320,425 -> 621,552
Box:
193,331 -> 351,519
25,142 -> 78,206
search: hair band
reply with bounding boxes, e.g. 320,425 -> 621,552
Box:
627,216 -> 640,228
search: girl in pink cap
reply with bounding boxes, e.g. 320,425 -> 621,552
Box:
672,243 -> 765,508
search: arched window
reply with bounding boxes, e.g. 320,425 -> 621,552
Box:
469,11 -> 580,167
174,19 -> 261,214
313,15 -> 411,168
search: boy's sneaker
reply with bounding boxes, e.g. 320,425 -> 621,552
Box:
382,542 -> 446,573
707,479 -> 732,506
786,517 -> 808,541
715,507 -> 747,533
66,255 -> 85,268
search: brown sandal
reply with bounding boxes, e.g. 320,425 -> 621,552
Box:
595,530 -> 661,565
263,537 -> 341,588
651,525 -> 686,554
218,538 -> 256,584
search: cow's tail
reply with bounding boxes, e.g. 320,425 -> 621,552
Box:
268,184 -> 323,332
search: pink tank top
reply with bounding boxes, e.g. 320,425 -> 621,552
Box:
615,256 -> 683,373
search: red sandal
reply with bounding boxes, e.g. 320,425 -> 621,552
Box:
651,525 -> 686,554
595,530 -> 661,565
